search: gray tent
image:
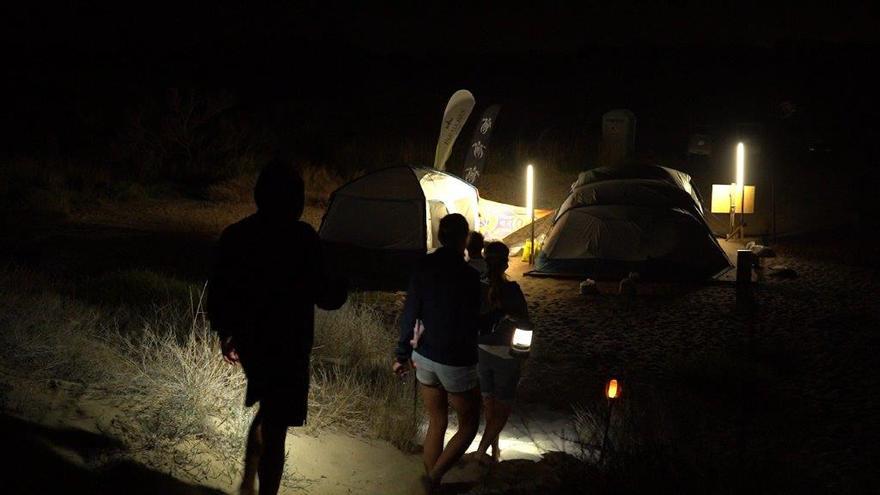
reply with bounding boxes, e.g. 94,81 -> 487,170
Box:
319,166 -> 479,289
534,165 -> 731,281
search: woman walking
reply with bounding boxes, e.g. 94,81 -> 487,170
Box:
393,213 -> 482,493
473,241 -> 529,462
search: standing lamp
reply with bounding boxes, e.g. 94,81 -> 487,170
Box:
711,142 -> 755,239
526,164 -> 535,264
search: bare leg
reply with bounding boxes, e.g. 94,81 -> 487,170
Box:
420,384 -> 449,476
257,415 -> 288,495
476,398 -> 512,461
240,410 -> 263,494
475,396 -> 494,457
429,387 -> 480,482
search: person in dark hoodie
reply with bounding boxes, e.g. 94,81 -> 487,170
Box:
207,160 -> 347,495
394,213 -> 482,493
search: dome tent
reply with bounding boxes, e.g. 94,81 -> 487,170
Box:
534,165 -> 731,281
319,166 -> 479,289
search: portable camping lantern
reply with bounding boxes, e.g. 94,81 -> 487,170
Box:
510,322 -> 534,357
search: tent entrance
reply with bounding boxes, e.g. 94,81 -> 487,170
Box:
427,200 -> 450,249
319,166 -> 480,289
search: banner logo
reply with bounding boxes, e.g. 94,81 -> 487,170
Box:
480,117 -> 493,134
471,141 -> 486,159
464,167 -> 480,183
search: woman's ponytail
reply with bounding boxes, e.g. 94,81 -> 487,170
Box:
483,241 -> 510,309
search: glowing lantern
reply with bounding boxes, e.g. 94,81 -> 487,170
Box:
510,322 -> 534,357
605,379 -> 620,400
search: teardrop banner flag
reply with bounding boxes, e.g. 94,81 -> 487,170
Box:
462,104 -> 501,185
434,89 -> 475,171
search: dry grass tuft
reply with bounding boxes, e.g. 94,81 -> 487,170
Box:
105,307 -> 257,485
309,297 -> 420,450
0,267 -> 419,487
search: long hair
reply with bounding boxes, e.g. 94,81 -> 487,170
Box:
484,241 -> 509,309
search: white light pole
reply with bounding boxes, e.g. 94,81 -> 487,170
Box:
728,142 -> 746,239
737,142 -> 745,236
526,164 -> 535,264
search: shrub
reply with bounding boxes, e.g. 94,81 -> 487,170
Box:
108,181 -> 150,202
0,267 -> 419,487
105,308 -> 256,485
311,297 -> 420,451
200,175 -> 256,203
0,158 -> 72,222
85,269 -> 197,308
114,89 -> 270,185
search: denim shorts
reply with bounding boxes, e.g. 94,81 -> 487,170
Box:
411,351 -> 479,393
477,347 -> 522,403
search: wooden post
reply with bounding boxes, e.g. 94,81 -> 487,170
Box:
598,399 -> 614,465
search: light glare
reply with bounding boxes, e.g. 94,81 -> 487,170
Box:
736,142 -> 745,199
512,328 -> 533,349
526,164 -> 534,213
710,184 -> 755,214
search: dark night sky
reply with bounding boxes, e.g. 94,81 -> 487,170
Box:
2,3 -> 879,157
5,3 -> 879,71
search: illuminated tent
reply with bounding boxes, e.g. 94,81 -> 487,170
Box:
534,165 -> 731,280
319,166 -> 479,289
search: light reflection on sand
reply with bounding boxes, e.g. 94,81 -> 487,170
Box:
434,405 -> 582,462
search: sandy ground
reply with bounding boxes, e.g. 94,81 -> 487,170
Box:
2,361 -> 575,494
287,434 -> 423,494
3,180 -> 878,492
503,237 -> 879,491
2,365 -> 425,495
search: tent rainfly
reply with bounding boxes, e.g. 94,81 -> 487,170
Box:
534,165 -> 732,281
319,166 -> 479,289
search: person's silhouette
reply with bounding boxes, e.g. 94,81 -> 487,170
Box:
208,160 -> 347,495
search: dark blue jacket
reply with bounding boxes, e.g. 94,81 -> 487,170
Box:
396,247 -> 481,367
